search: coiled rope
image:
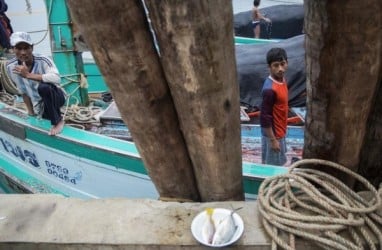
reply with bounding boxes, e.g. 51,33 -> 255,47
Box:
258,158 -> 382,250
0,58 -> 18,107
0,88 -> 101,125
59,73 -> 102,124
0,59 -> 20,95
62,104 -> 101,124
0,91 -> 14,105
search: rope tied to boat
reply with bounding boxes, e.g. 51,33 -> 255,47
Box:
61,73 -> 88,89
0,58 -> 20,95
258,158 -> 382,250
0,91 -> 14,105
62,104 -> 102,124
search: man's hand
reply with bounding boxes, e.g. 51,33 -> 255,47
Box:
13,62 -> 30,79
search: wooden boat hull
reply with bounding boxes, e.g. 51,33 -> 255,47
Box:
0,104 -> 158,198
0,103 -> 303,199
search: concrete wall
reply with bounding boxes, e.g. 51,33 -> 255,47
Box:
1,195 -> 267,249
0,194 -> 378,249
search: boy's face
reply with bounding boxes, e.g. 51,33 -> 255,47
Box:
269,60 -> 288,82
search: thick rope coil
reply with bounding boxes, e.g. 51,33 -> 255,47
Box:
65,123 -> 85,130
0,91 -> 15,106
0,59 -> 20,95
62,104 -> 102,124
258,159 -> 382,250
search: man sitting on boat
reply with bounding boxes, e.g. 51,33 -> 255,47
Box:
6,31 -> 66,136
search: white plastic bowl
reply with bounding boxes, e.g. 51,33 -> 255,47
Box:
191,208 -> 244,247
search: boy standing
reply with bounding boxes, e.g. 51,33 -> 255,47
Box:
260,48 -> 288,166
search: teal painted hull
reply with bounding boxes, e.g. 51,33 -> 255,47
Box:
234,36 -> 280,45
83,61 -> 108,93
0,102 -> 303,199
0,104 -> 158,198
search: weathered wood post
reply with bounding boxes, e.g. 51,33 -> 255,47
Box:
304,0 -> 382,186
145,0 -> 244,201
67,0 -> 200,201
67,0 -> 244,201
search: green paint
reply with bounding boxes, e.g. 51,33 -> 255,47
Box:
0,157 -> 64,195
0,105 -> 147,176
83,62 -> 108,93
243,178 -> 261,197
242,162 -> 287,178
25,128 -> 148,175
234,36 -> 280,44
242,162 -> 287,196
45,0 -> 89,105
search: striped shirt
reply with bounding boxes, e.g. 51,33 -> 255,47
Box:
6,54 -> 61,114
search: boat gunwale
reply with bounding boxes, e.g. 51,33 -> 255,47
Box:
0,101 -> 302,182
0,102 -> 141,159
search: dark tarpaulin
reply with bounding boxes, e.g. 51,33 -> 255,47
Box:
0,0 -> 7,13
0,0 -> 12,49
234,4 -> 304,39
0,22 -> 10,48
236,35 -> 306,110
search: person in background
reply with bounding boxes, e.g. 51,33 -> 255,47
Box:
252,0 -> 271,38
260,48 -> 288,166
6,31 -> 66,136
0,0 -> 13,50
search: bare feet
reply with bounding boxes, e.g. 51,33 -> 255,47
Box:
49,120 -> 65,136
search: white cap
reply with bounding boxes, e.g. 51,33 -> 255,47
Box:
10,32 -> 33,46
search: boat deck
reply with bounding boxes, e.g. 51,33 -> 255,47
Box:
100,101 -> 122,122
98,101 -> 304,167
